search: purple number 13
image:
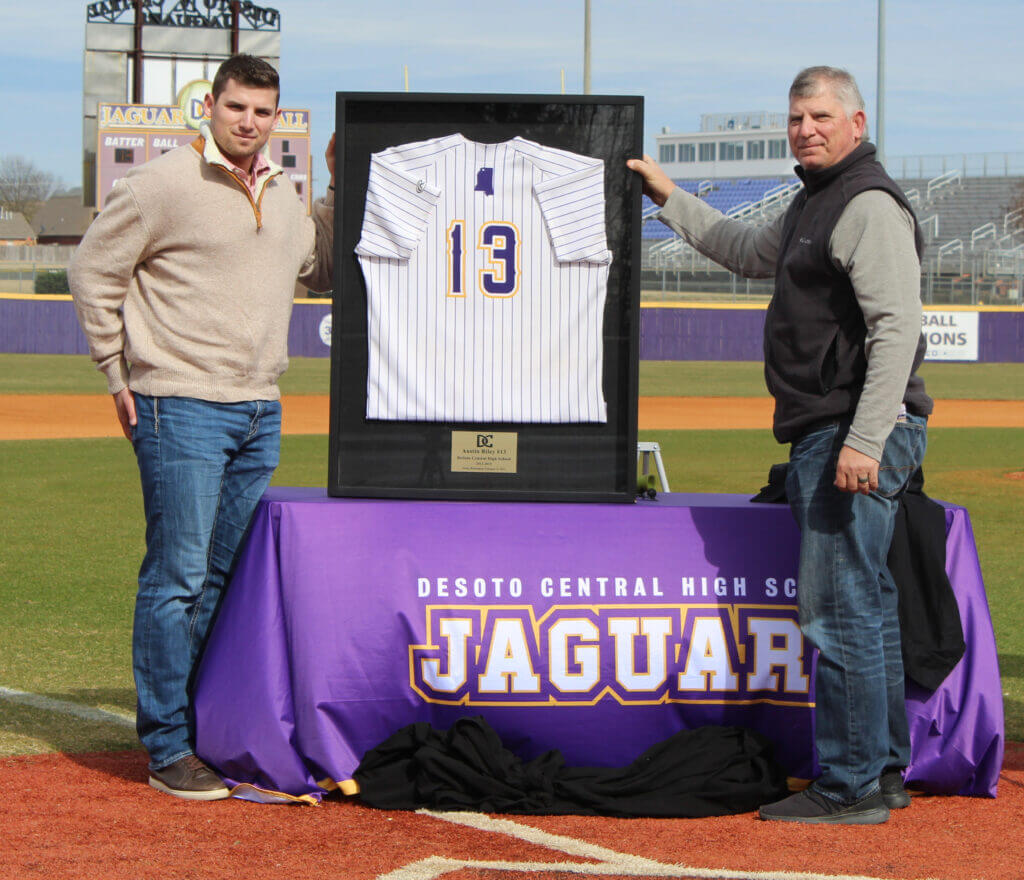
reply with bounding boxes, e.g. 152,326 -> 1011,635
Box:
447,220 -> 519,298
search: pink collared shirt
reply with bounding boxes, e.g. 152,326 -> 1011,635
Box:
230,151 -> 273,199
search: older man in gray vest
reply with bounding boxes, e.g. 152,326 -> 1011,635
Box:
629,66 -> 932,824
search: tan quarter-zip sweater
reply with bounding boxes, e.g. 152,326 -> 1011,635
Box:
69,126 -> 333,403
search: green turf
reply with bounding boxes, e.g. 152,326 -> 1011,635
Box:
639,361 -> 771,397
1,353 -> 1021,757
4,354 -> 1024,400
0,437 -> 141,754
637,360 -> 1024,400
0,354 -> 107,394
0,353 -> 331,396
916,362 -> 1024,400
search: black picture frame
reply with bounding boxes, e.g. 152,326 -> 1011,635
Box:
328,92 -> 643,502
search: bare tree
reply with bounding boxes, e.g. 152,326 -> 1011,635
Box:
0,155 -> 61,223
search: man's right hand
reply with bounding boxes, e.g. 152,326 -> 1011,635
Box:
325,132 -> 336,190
626,154 -> 677,207
113,387 -> 137,441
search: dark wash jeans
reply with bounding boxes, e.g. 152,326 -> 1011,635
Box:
130,394 -> 281,770
785,413 -> 928,803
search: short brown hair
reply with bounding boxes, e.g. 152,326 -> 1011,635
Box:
211,54 -> 280,103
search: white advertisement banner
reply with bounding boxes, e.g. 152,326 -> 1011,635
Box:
922,310 -> 979,361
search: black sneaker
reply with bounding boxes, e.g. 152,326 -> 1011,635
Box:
879,770 -> 912,809
758,788 -> 890,824
149,755 -> 231,801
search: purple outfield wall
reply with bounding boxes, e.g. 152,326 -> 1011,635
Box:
0,297 -> 91,355
2,297 -> 1022,362
638,305 -> 1024,362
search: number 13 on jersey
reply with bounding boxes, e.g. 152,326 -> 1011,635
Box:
447,220 -> 520,298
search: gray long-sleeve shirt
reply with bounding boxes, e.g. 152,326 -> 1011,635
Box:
658,187 -> 923,461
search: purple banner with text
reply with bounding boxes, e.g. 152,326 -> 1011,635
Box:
193,489 -> 1002,803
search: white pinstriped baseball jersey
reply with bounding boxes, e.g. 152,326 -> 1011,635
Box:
355,133 -> 612,423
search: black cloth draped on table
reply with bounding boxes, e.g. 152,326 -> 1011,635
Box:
887,470 -> 966,690
752,464 -> 965,690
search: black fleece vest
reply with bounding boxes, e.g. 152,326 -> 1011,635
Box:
764,143 -> 931,444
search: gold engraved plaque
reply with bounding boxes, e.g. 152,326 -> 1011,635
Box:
451,431 -> 518,474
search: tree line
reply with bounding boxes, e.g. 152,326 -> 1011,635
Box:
0,156 -> 62,223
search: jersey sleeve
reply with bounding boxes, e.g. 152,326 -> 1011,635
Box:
533,161 -> 611,265
355,153 -> 442,260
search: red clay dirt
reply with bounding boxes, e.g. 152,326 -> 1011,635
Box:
3,394 -> 1023,440
0,744 -> 1022,879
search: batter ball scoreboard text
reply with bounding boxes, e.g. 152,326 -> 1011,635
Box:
96,100 -> 312,211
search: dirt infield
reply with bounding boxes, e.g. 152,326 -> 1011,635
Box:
3,394 -> 1023,440
1,744 -> 1022,880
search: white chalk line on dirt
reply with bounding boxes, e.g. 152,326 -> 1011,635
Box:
370,809 -> 939,880
0,685 -> 135,728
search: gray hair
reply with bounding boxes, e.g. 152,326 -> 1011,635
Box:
789,66 -> 869,142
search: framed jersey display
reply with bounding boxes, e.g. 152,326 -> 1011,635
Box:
329,93 -> 643,501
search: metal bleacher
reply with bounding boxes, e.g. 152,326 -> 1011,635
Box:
643,170 -> 1024,285
642,176 -> 799,240
895,174 -> 1024,260
643,176 -> 801,269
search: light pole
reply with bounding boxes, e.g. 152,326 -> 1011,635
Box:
583,0 -> 592,94
876,0 -> 886,166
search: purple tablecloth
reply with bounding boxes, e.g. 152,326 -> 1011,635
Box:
194,488 -> 1003,802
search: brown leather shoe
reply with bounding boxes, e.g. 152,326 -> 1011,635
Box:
149,755 -> 231,801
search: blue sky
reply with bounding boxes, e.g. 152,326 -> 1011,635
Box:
2,0 -> 1022,195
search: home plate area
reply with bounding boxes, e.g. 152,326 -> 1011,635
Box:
2,749 -> 1023,880
369,809 -> 928,880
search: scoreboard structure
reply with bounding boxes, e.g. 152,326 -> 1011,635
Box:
83,0 -> 283,206
96,85 -> 312,211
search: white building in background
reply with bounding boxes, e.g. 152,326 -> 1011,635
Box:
655,111 -> 795,179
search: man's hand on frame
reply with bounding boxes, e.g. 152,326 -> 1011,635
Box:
326,132 -> 336,190
626,154 -> 677,207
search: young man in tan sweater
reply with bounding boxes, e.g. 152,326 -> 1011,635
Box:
70,54 -> 334,800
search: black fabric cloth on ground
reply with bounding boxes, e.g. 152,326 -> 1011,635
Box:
352,716 -> 788,817
750,463 -> 965,690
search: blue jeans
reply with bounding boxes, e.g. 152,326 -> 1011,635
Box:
131,394 -> 281,770
785,414 -> 927,803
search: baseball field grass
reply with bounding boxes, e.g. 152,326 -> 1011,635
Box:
1,354 -> 1021,759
